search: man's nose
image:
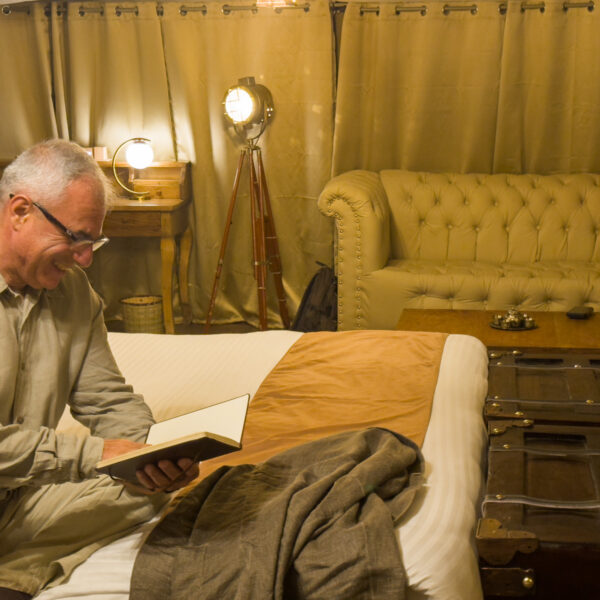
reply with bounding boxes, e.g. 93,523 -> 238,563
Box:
72,245 -> 94,268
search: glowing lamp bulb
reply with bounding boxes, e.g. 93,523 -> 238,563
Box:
125,141 -> 154,169
224,87 -> 255,124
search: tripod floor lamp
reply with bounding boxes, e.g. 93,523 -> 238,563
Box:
204,77 -> 290,332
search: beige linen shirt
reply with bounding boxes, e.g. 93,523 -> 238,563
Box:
0,267 -> 154,504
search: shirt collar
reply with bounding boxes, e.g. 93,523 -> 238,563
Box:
0,272 -> 41,301
0,272 -> 10,295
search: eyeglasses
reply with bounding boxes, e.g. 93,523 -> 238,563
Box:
10,194 -> 109,252
33,201 -> 109,252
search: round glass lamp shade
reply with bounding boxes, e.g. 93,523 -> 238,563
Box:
125,140 -> 154,169
111,137 -> 154,198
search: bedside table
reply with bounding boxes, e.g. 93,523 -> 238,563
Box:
99,161 -> 192,334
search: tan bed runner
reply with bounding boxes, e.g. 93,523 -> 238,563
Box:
200,329 -> 447,478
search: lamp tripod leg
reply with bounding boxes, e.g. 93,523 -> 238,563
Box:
249,148 -> 269,330
204,150 -> 246,333
256,150 -> 290,328
206,144 -> 288,332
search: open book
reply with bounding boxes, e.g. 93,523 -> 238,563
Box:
96,394 -> 250,482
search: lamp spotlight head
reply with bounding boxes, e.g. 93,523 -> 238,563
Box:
223,77 -> 274,140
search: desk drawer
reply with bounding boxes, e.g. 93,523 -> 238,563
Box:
104,210 -> 162,236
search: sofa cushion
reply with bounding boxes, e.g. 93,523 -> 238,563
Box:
380,171 -> 600,264
356,259 -> 600,329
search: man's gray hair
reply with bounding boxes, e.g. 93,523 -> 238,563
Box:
0,139 -> 114,209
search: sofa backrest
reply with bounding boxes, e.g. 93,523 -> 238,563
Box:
380,171 -> 600,264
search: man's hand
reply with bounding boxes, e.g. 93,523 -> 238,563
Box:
101,438 -> 199,493
102,438 -> 146,460
101,439 -> 199,494
136,458 -> 199,493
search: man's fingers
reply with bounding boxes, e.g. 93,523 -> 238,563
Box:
160,459 -> 199,491
176,458 -> 199,482
133,458 -> 199,493
176,457 -> 195,471
135,468 -> 159,491
157,459 -> 186,480
140,463 -> 171,489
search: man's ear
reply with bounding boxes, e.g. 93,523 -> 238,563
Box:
8,194 -> 32,230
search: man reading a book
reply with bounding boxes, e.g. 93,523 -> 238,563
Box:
0,140 -> 199,600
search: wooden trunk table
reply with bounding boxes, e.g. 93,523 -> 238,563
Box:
397,309 -> 600,598
479,352 -> 600,599
396,309 -> 600,352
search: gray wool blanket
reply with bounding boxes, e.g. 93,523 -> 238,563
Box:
130,428 -> 424,600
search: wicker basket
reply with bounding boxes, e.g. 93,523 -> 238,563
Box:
120,295 -> 164,334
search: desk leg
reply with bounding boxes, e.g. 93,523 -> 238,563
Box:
161,235 -> 176,334
178,226 -> 193,324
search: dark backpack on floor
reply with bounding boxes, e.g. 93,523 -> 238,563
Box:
291,263 -> 337,332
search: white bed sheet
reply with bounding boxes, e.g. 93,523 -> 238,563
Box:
43,331 -> 488,600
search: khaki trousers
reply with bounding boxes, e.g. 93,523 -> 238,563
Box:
0,476 -> 168,596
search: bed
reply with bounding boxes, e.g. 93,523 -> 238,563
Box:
38,329 -> 488,600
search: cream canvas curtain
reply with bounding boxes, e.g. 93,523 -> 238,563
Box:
0,3 -> 57,156
159,0 -> 334,327
50,2 -> 175,156
494,0 -> 600,172
333,0 -> 505,173
333,0 -> 600,175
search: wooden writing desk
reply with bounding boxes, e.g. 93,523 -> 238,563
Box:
99,161 -> 192,334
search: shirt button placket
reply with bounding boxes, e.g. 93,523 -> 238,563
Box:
13,313 -> 31,425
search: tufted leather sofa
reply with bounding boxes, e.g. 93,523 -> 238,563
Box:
318,170 -> 600,330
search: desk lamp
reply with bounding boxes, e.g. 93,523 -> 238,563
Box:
111,137 -> 154,198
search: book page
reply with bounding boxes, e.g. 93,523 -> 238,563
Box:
146,394 -> 249,445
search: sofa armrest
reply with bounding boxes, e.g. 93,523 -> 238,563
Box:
318,170 -> 390,329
